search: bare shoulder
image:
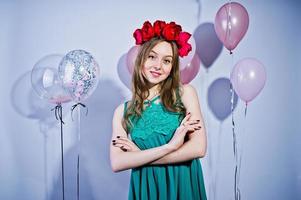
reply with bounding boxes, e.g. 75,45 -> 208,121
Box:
180,84 -> 201,114
113,102 -> 126,120
115,103 -> 124,114
182,83 -> 197,94
180,84 -> 199,103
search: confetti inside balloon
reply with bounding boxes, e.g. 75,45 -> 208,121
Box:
58,50 -> 100,102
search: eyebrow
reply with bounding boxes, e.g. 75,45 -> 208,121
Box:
150,50 -> 173,58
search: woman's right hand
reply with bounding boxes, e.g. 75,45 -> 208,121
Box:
167,113 -> 202,151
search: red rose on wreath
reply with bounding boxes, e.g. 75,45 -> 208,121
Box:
178,43 -> 192,57
132,20 -> 192,57
141,21 -> 154,42
162,22 -> 182,41
133,29 -> 143,45
177,32 -> 192,57
153,20 -> 166,37
177,32 -> 191,46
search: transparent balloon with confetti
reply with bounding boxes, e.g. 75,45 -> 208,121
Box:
58,49 -> 100,200
58,49 -> 100,103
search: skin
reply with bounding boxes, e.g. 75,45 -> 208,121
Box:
110,41 -> 207,172
142,41 -> 173,95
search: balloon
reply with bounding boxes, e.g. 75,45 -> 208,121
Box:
31,54 -> 72,104
193,22 -> 223,70
118,53 -> 132,90
126,45 -> 140,74
180,54 -> 201,84
230,58 -> 266,103
58,50 -> 100,102
208,78 -> 239,121
179,36 -> 196,70
214,2 -> 249,53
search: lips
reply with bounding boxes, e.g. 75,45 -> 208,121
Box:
150,71 -> 161,77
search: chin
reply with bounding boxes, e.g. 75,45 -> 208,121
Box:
146,76 -> 167,85
143,71 -> 169,86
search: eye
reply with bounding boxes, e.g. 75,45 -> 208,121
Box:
148,54 -> 156,60
163,59 -> 171,64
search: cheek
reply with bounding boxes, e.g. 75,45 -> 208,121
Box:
142,61 -> 151,73
163,65 -> 172,76
141,64 -> 148,77
143,59 -> 152,69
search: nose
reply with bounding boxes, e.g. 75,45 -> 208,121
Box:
153,59 -> 162,70
153,65 -> 161,70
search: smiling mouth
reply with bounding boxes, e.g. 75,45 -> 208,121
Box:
150,71 -> 161,77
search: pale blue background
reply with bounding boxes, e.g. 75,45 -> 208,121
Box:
0,0 -> 300,199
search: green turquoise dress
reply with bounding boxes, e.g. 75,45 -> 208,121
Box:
124,95 -> 207,200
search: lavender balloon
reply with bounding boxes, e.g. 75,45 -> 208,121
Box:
193,22 -> 223,70
214,2 -> 249,53
230,58 -> 266,104
208,78 -> 239,121
58,50 -> 100,102
126,45 -> 140,74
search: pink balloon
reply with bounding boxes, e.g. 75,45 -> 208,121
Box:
126,45 -> 140,74
180,54 -> 201,84
230,58 -> 266,104
179,36 -> 196,70
214,2 -> 249,53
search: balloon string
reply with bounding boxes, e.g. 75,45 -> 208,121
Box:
196,0 -> 202,25
70,103 -> 88,200
231,83 -> 236,157
230,50 -> 235,157
235,103 -> 248,200
77,106 -> 81,200
51,103 -> 65,124
226,0 -> 233,54
236,103 -> 248,200
231,83 -> 239,200
213,122 -> 223,200
71,103 -> 88,121
203,69 -> 214,199
230,51 -> 240,200
51,103 -> 65,200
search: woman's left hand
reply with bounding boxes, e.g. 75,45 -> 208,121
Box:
112,136 -> 141,152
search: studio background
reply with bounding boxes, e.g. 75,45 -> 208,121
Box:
0,0 -> 300,199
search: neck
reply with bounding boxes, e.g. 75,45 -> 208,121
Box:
147,84 -> 160,99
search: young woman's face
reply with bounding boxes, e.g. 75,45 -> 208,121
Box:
142,41 -> 173,86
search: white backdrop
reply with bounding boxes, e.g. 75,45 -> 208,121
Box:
0,0 -> 300,199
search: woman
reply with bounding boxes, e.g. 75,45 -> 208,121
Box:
110,20 -> 207,200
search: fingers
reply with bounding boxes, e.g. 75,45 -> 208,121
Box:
182,119 -> 201,127
112,141 -> 131,151
187,124 -> 202,132
112,138 -> 131,146
112,136 -> 138,152
183,122 -> 202,132
180,112 -> 191,125
115,136 -> 135,145
113,137 -> 135,147
176,119 -> 202,134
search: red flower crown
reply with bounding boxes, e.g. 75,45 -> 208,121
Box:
133,20 -> 192,57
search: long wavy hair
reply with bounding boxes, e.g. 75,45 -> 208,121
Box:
123,37 -> 186,132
